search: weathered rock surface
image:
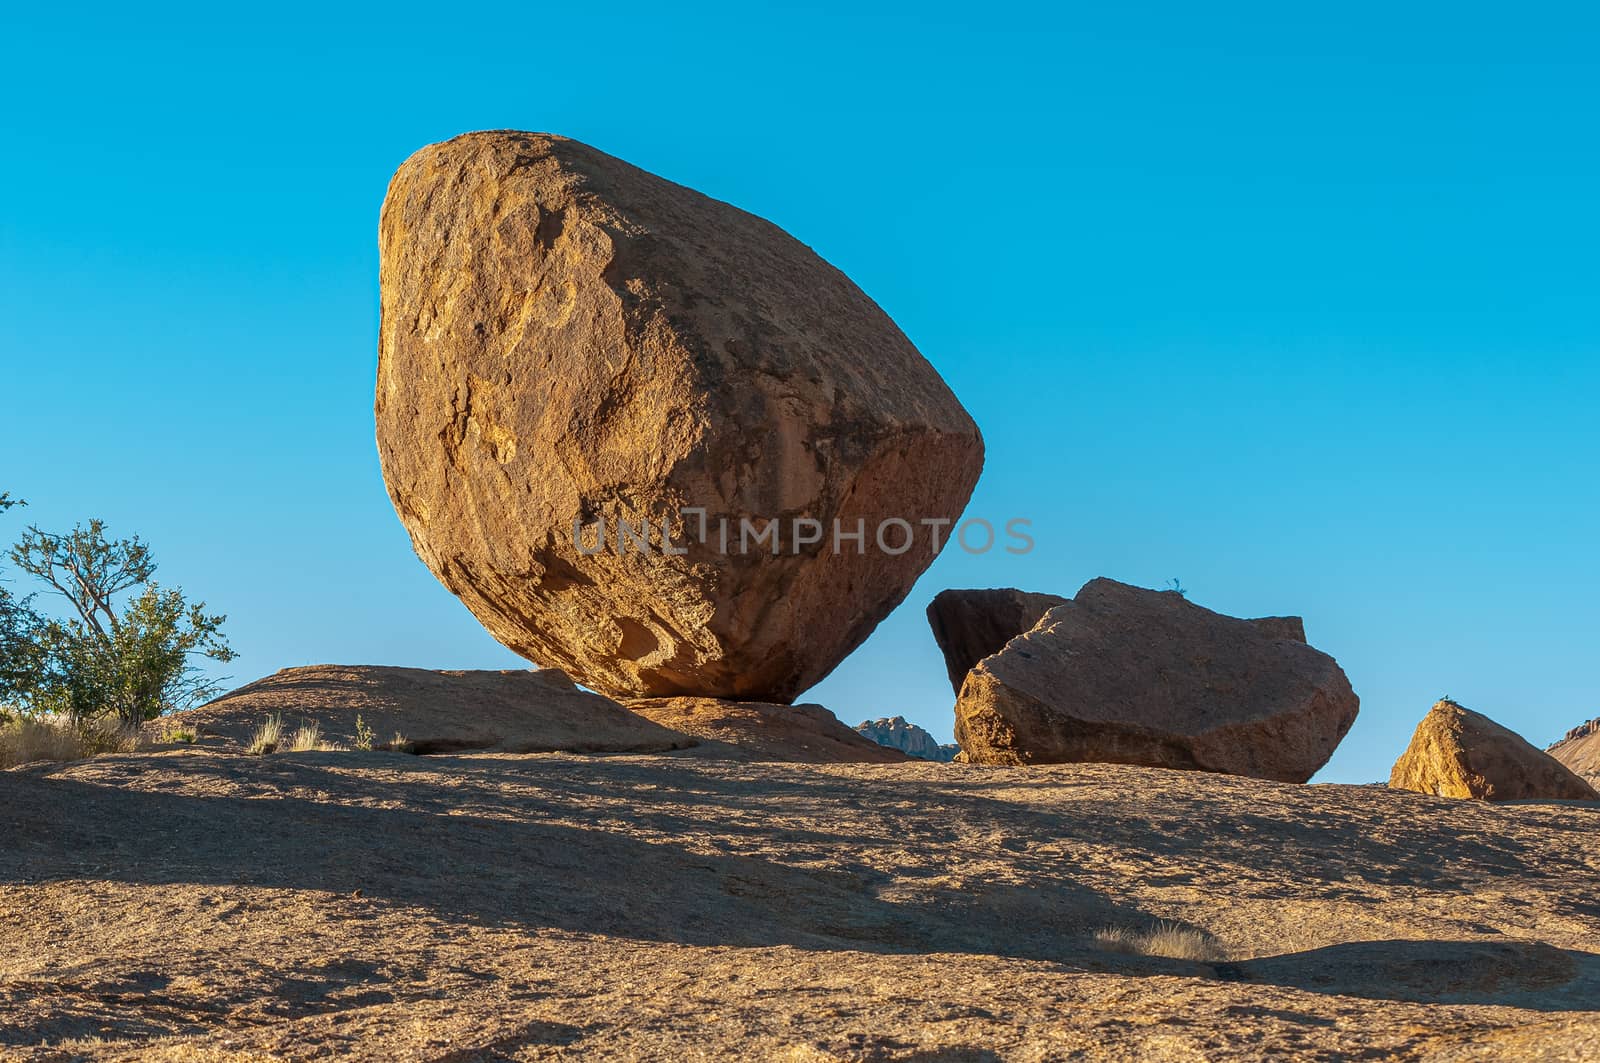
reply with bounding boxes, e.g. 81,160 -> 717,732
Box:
165,667 -> 906,765
1390,700 -> 1598,801
627,697 -> 908,763
929,587 -> 1311,702
1549,717 -> 1600,789
1250,615 -> 1308,643
855,715 -> 959,761
377,131 -> 984,703
953,579 -> 1359,781
925,588 -> 1069,693
162,665 -> 692,755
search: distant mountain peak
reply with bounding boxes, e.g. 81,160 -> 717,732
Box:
855,716 -> 960,762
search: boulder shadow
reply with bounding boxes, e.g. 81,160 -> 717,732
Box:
1229,938 -> 1600,1010
0,768 -> 1138,967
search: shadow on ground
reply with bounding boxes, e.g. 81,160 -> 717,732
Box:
3,753 -> 1596,1020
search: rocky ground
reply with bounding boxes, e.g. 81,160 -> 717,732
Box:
3,748 -> 1599,1061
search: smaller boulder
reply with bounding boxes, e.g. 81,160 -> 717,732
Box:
951,579 -> 1359,782
1390,700 -> 1598,801
856,716 -> 959,762
626,699 -> 909,764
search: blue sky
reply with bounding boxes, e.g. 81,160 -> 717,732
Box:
2,3 -> 1596,782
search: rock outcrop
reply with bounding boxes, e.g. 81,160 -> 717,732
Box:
627,698 -> 910,763
1390,700 -> 1598,801
855,716 -> 959,761
952,579 -> 1359,782
1548,717 -> 1600,789
167,667 -> 912,765
377,132 -> 984,703
164,665 -> 692,755
926,589 -> 1069,694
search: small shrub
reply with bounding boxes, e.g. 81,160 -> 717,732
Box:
161,724 -> 198,744
353,714 -> 374,752
9,520 -> 235,724
385,732 -> 412,754
1093,921 -> 1222,962
247,714 -> 284,756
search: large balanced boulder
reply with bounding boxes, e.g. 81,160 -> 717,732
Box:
952,579 -> 1359,781
377,132 -> 983,702
1390,700 -> 1598,801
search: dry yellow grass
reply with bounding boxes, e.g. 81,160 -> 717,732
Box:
0,714 -> 140,769
246,713 -> 284,755
248,716 -> 345,755
286,721 -> 323,752
1094,921 -> 1224,962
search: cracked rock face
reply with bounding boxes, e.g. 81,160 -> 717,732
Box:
377,132 -> 983,701
952,579 -> 1359,782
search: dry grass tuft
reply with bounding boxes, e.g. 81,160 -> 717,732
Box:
246,715 -> 351,755
0,714 -> 141,769
286,721 -> 324,752
247,714 -> 284,755
1093,921 -> 1224,962
161,723 -> 200,744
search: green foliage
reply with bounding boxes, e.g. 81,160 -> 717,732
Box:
7,516 -> 236,725
162,724 -> 198,744
353,713 -> 375,752
0,495 -> 44,707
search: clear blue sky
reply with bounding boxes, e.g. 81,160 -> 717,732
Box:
3,3 -> 1596,782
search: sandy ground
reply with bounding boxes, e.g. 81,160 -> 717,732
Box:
2,749 -> 1598,1060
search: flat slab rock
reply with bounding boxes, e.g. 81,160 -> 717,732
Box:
161,666 -> 899,764
626,697 -> 908,764
952,578 -> 1359,782
157,665 -> 692,755
1391,700 -> 1598,801
376,131 -> 983,703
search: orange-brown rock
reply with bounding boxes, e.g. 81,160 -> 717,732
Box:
1548,717 -> 1600,789
377,132 -> 983,703
953,579 -> 1359,781
161,665 -> 692,755
1390,700 -> 1598,801
626,698 -> 909,763
926,588 -> 1069,693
